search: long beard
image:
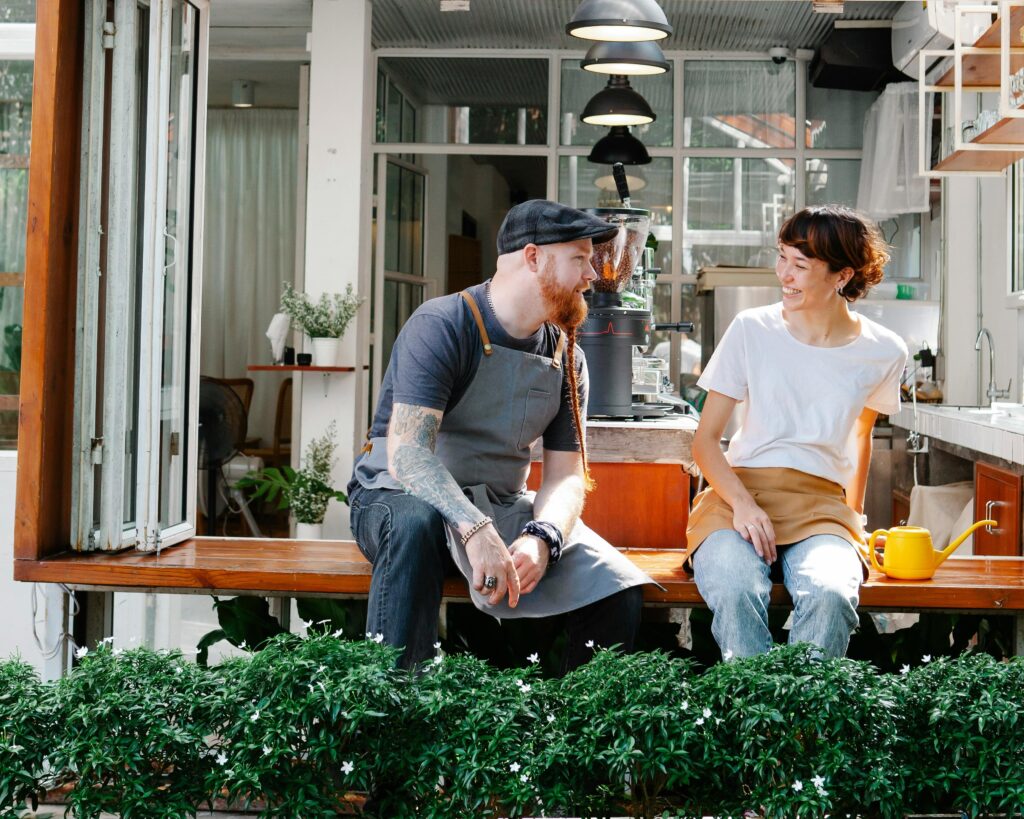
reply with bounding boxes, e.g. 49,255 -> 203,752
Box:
539,261 -> 589,329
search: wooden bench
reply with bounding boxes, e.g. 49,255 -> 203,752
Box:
16,539 -> 1024,651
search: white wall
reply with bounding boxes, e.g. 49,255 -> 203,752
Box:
0,453 -> 67,679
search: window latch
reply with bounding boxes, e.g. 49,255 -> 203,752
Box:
91,436 -> 103,464
102,22 -> 115,50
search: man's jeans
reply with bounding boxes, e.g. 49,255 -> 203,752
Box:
349,485 -> 642,670
692,528 -> 861,659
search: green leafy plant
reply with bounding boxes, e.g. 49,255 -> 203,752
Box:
0,658 -> 56,815
49,644 -> 223,819
280,282 -> 364,339
236,421 -> 346,525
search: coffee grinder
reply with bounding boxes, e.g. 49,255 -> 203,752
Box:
578,165 -> 693,419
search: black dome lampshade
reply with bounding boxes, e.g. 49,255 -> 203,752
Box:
581,40 -> 671,76
581,75 -> 656,127
588,126 -> 651,165
566,0 -> 673,42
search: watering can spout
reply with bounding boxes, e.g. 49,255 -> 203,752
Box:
936,519 -> 997,566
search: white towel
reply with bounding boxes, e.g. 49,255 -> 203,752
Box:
907,481 -> 975,557
265,312 -> 291,363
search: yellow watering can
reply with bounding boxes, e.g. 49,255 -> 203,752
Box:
864,520 -> 996,580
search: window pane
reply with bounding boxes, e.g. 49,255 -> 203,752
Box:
806,85 -> 878,150
159,0 -> 198,530
0,60 -> 33,450
377,57 -> 547,145
879,213 -> 922,282
558,156 -> 672,281
0,1 -> 34,23
684,61 -> 795,149
682,156 -> 795,273
805,158 -> 860,208
382,281 -> 424,371
559,59 -> 672,148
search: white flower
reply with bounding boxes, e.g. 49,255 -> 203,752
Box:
312,717 -> 320,725
365,632 -> 372,639
239,640 -> 248,650
509,762 -> 521,773
112,648 -> 124,657
585,640 -> 595,649
546,713 -> 555,723
316,619 -> 331,625
792,780 -> 804,792
900,664 -> 910,675
811,774 -> 826,793
702,707 -> 712,718
723,649 -> 734,661
332,628 -> 344,638
300,618 -> 313,630
74,646 -> 89,659
715,718 -> 723,725
317,664 -> 327,674
100,636 -> 115,645
373,633 -> 384,644
681,700 -> 689,711
432,655 -> 443,665
341,760 -> 354,775
527,652 -> 540,664
433,641 -> 442,650
216,752 -> 228,766
922,654 -> 932,663
695,717 -> 705,726
250,711 -> 260,722
515,679 -> 531,694
262,745 -> 273,756
520,774 -> 529,783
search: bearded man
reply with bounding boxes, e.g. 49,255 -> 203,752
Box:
348,199 -> 652,670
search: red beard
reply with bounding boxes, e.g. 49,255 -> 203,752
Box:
539,260 -> 589,329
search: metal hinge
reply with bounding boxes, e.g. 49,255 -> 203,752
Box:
90,436 -> 103,464
169,431 -> 180,456
102,22 -> 115,50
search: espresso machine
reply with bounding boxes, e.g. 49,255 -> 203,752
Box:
578,178 -> 693,419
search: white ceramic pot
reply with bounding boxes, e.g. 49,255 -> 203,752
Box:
295,521 -> 323,540
310,337 -> 339,367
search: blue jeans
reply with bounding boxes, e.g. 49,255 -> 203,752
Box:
692,529 -> 861,659
349,485 -> 642,670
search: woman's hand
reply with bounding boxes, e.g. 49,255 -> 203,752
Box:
733,500 -> 777,564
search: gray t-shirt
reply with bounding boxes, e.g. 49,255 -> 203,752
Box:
363,280 -> 586,452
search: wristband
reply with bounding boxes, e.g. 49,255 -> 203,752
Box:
460,516 -> 493,547
521,520 -> 564,564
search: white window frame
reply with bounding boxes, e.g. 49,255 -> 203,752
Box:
71,0 -> 209,552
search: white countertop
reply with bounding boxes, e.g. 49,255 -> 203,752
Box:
891,404 -> 1024,465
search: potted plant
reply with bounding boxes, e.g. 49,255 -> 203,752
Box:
279,282 -> 364,366
236,421 -> 347,539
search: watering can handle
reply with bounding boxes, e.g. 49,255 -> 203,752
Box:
867,529 -> 888,573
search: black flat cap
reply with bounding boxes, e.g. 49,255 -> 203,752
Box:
496,199 -> 618,255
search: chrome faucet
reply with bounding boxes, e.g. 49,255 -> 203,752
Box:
975,327 -> 1012,404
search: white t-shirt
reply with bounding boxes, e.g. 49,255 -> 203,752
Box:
697,302 -> 908,488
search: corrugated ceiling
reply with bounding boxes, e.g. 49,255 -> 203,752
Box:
371,1 -> 906,52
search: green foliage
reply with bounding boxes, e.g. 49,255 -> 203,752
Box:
235,421 -> 346,524
6,643 -> 1024,817
196,596 -> 288,666
280,282 -> 364,339
0,658 -> 55,816
49,645 -> 222,819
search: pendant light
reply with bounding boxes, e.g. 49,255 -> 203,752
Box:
566,0 -> 672,42
581,40 -> 670,76
588,126 -> 651,165
581,75 -> 655,127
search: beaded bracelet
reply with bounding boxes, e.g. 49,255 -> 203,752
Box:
460,516 -> 493,547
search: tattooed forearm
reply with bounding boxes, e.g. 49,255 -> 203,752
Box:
387,403 -> 481,528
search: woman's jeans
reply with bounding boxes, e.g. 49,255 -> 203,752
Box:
692,529 -> 861,659
349,484 -> 641,671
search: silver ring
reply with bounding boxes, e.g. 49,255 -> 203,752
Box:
484,575 -> 498,590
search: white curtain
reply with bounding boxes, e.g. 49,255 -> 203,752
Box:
857,83 -> 930,219
201,109 -> 297,445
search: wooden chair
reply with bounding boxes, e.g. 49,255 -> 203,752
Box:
243,378 -> 292,469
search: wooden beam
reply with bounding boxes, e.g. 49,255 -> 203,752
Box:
15,0 -> 83,561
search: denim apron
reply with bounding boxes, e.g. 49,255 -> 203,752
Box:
353,290 -> 652,618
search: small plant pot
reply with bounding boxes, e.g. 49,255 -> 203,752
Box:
295,521 -> 324,540
310,337 -> 339,367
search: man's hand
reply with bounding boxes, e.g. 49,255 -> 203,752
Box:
465,524 -> 521,607
509,535 -> 549,595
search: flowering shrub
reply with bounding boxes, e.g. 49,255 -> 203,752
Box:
5,642 -> 1024,817
280,282 -> 363,339
237,421 -> 346,524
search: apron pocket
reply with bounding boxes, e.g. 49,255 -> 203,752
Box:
517,388 -> 553,450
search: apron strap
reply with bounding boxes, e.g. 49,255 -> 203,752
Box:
459,291 -> 493,356
552,328 -> 567,369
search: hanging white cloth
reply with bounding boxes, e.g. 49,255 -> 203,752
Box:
201,109 -> 298,445
857,82 -> 930,219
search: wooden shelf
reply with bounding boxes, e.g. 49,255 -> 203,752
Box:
247,365 -> 360,373
933,146 -> 1024,172
936,6 -> 1024,87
